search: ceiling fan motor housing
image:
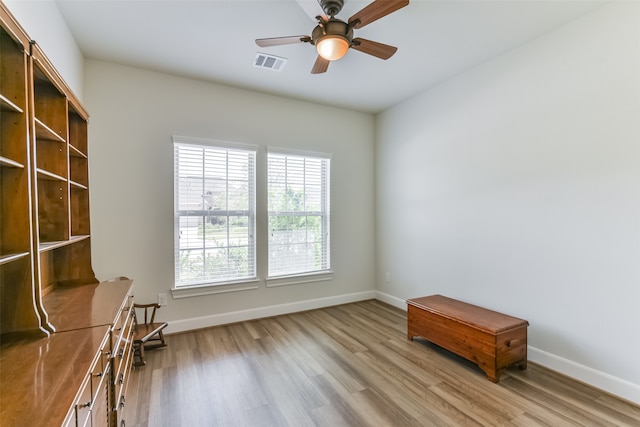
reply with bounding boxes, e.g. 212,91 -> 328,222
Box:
312,18 -> 354,45
320,0 -> 344,16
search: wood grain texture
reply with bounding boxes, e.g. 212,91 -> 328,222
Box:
125,300 -> 640,427
0,279 -> 134,427
407,295 -> 528,383
43,278 -> 133,331
0,325 -> 111,427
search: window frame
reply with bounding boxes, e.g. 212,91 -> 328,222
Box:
266,147 -> 332,281
172,135 -> 257,292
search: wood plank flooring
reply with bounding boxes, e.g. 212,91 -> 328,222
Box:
125,300 -> 640,426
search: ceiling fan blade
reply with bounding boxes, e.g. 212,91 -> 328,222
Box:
256,36 -> 310,47
351,38 -> 397,60
348,0 -> 409,29
311,56 -> 330,74
296,0 -> 328,22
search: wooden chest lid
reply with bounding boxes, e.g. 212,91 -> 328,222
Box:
407,294 -> 529,334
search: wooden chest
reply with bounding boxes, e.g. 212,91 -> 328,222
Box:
407,295 -> 528,382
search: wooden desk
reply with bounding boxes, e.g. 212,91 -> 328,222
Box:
0,278 -> 134,426
407,295 -> 528,382
0,326 -> 111,426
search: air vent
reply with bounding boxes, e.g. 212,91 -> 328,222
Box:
253,53 -> 287,71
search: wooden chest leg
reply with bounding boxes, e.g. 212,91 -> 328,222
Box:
484,367 -> 500,383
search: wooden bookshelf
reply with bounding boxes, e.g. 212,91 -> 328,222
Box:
0,3 -> 134,426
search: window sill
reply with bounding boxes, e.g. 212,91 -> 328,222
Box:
266,271 -> 334,288
171,279 -> 260,299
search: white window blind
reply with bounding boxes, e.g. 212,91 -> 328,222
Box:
174,137 -> 256,287
267,149 -> 330,278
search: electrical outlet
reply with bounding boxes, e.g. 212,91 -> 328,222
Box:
157,293 -> 168,306
385,272 -> 390,283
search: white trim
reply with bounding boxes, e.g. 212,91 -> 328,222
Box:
375,291 -> 407,309
165,290 -> 376,334
173,134 -> 258,152
267,145 -> 332,159
171,279 -> 260,298
266,270 -> 334,287
528,346 -> 640,405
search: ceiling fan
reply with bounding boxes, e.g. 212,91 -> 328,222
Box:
255,0 -> 410,74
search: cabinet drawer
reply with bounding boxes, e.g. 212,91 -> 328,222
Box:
112,294 -> 134,356
113,347 -> 133,424
74,374 -> 93,427
115,335 -> 134,401
114,345 -> 134,427
114,343 -> 133,395
91,368 -> 110,427
112,308 -> 134,382
91,332 -> 111,393
113,293 -> 134,333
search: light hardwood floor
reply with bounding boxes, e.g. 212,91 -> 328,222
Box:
125,300 -> 640,426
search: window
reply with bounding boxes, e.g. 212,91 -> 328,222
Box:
267,149 -> 331,278
174,136 -> 256,287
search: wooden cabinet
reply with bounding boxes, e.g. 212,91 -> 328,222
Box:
0,3 -> 133,426
0,2 -> 42,337
1,279 -> 135,427
29,41 -> 99,333
1,1 -> 97,338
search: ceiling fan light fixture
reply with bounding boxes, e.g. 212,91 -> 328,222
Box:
255,0 -> 409,73
316,35 -> 349,61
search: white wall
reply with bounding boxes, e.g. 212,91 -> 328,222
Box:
84,60 -> 376,329
376,1 -> 640,403
4,0 -> 84,99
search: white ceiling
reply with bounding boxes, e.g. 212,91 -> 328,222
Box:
55,0 -> 609,113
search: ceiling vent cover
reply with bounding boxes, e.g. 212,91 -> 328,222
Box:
254,53 -> 287,71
